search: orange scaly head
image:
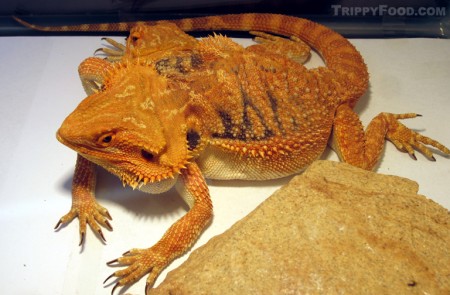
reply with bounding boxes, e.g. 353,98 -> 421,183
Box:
124,22 -> 198,60
57,61 -> 194,192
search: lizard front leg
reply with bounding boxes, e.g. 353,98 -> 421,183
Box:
105,162 -> 213,294
78,57 -> 113,95
55,154 -> 113,245
332,104 -> 450,170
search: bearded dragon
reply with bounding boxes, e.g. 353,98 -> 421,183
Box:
15,13 -> 450,294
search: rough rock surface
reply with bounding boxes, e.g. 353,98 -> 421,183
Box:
153,160 -> 450,294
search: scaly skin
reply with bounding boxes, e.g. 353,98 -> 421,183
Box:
22,13 -> 449,293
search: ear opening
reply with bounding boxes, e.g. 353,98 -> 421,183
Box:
187,129 -> 201,151
141,149 -> 155,161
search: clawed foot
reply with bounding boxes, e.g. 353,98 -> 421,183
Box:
55,200 -> 113,245
95,38 -> 126,62
384,113 -> 450,160
249,30 -> 311,64
105,246 -> 169,294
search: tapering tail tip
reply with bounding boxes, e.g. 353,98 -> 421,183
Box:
13,16 -> 47,31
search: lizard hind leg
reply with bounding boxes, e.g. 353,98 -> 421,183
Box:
384,113 -> 450,160
331,104 -> 450,170
247,31 -> 311,64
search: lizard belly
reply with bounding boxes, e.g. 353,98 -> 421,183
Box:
196,142 -> 327,181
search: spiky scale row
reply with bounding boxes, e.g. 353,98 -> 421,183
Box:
211,132 -> 317,159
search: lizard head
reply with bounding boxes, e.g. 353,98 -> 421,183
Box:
125,22 -> 198,59
57,61 -> 202,192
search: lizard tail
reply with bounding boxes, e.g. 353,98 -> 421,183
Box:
14,13 -> 368,106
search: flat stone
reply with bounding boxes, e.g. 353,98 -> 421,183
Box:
153,160 -> 450,294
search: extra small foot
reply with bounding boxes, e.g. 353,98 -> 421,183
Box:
95,38 -> 126,62
248,31 -> 311,64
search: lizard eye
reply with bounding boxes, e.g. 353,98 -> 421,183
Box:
97,132 -> 115,146
129,32 -> 142,45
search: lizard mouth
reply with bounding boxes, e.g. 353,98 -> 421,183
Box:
56,130 -> 67,146
56,128 -> 88,151
56,129 -> 98,156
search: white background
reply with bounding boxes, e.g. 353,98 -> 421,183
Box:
0,33 -> 449,295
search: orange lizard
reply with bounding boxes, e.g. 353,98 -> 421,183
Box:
15,14 -> 450,294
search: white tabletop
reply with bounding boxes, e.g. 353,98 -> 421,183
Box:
0,34 -> 449,294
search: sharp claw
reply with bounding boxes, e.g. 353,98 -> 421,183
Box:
106,210 -> 113,220
94,48 -> 104,55
410,153 -> 417,161
98,229 -> 107,243
431,155 -> 436,161
79,232 -> 85,246
123,250 -> 131,256
416,114 -> 423,117
54,219 -> 62,230
106,258 -> 119,266
105,220 -> 113,231
103,273 -> 115,284
111,282 -> 120,295
145,282 -> 151,295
